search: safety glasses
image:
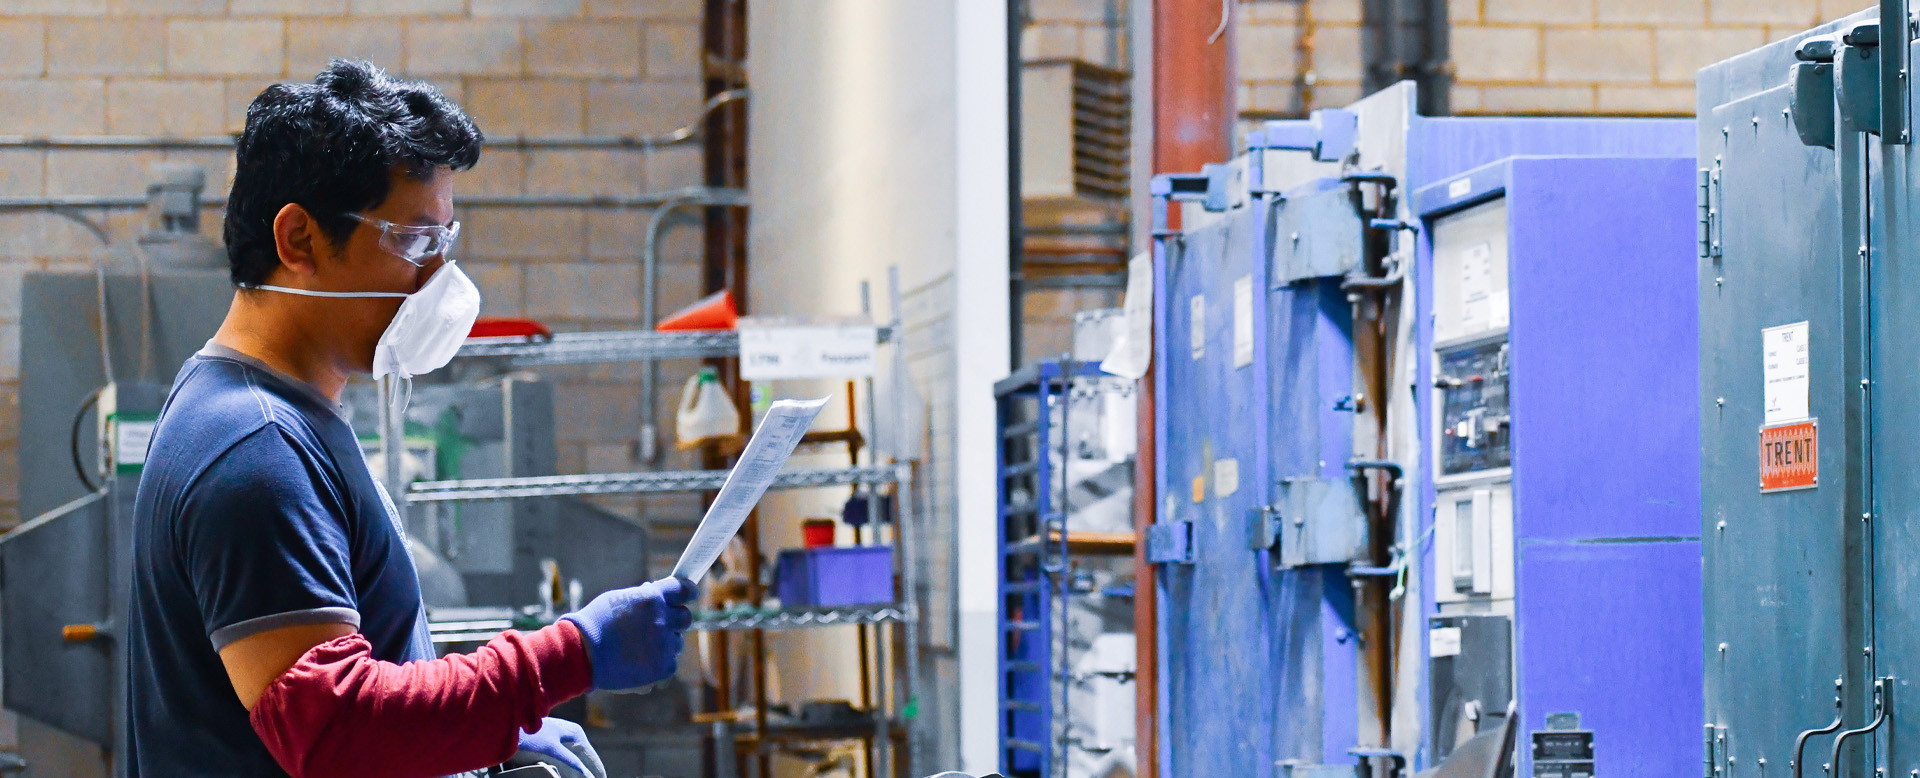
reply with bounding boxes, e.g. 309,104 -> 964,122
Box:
347,213 -> 461,266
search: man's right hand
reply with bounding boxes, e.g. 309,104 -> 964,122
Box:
560,577 -> 695,691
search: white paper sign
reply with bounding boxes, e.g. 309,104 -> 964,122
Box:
1448,177 -> 1472,199
1189,295 -> 1206,360
671,397 -> 830,582
1232,275 -> 1254,368
1213,457 -> 1239,498
1429,626 -> 1462,658
116,420 -> 155,466
1763,321 -> 1811,424
1101,252 -> 1153,379
739,324 -> 877,380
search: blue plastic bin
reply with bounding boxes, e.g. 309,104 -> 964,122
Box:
773,546 -> 894,607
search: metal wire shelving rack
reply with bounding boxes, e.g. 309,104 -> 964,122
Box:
385,271 -> 921,778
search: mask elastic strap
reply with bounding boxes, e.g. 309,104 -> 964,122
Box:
239,283 -> 409,299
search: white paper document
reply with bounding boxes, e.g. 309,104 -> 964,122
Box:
671,397 -> 830,582
1101,252 -> 1153,379
1763,321 -> 1811,424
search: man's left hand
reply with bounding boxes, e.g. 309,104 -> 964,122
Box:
509,717 -> 605,778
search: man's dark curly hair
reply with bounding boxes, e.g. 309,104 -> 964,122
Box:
223,59 -> 483,286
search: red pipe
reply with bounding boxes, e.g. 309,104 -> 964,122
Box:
1137,2 -> 1234,777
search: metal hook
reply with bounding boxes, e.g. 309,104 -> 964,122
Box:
1795,677 -> 1848,778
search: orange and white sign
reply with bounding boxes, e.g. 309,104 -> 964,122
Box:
1760,420 -> 1818,492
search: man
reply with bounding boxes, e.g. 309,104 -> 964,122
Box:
126,59 -> 692,778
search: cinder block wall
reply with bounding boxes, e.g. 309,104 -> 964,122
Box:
0,0 -> 710,530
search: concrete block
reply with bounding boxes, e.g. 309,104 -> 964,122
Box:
474,0 -> 586,16
1241,81 -> 1299,116
108,79 -> 225,135
160,148 -> 232,196
1450,0 -> 1483,22
1596,84 -> 1696,114
348,0 -> 465,14
288,21 -> 403,77
1022,23 -> 1082,60
1310,23 -> 1364,83
1654,27 -> 1767,83
460,260 -> 526,316
405,21 -> 523,77
1543,28 -> 1655,83
1028,0 -> 1109,23
232,0 -> 349,14
0,383 -> 18,441
46,149 -> 162,196
5,0 -> 106,13
0,152 -> 43,197
460,208 -> 587,260
49,19 -> 165,76
1597,0 -> 1707,24
584,442 -> 635,472
1474,84 -> 1596,113
461,149 -> 529,197
1711,0 -> 1821,25
168,20 -> 285,77
466,79 -> 585,136
586,0 -> 702,19
1312,0 -> 1364,24
1486,0 -> 1591,23
643,144 -> 702,189
109,0 -> 222,13
223,78 -> 280,134
588,209 -> 700,260
1451,85 -> 1484,113
1452,24 -> 1542,82
1237,23 -> 1300,82
0,79 -> 106,135
527,150 -> 644,196
0,21 -> 45,77
527,262 -> 641,321
0,323 -> 18,381
527,20 -> 643,78
585,80 -> 703,136
643,20 -> 700,79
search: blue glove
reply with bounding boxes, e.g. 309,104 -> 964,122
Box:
509,717 -> 605,778
561,576 -> 695,691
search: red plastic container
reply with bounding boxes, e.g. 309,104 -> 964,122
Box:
801,518 -> 837,548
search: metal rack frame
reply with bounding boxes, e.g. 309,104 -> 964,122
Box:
385,270 -> 921,778
994,360 -> 1131,778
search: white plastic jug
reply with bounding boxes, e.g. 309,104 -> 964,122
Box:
675,366 -> 741,449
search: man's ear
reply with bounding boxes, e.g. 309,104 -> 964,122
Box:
270,203 -> 326,280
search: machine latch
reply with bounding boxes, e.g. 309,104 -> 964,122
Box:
1145,520 -> 1194,564
1247,506 -> 1280,551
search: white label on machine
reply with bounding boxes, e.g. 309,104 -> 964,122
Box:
116,420 -> 155,466
1458,242 -> 1494,334
1213,457 -> 1239,498
1232,275 -> 1254,368
670,397 -> 830,582
739,324 -> 877,380
1763,321 -> 1811,424
1448,177 -> 1472,199
1430,626 -> 1463,657
1189,294 -> 1206,360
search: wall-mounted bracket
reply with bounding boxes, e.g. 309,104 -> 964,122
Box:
1146,520 -> 1194,564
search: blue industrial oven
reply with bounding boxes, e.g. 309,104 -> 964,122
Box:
1412,155 -> 1703,777
1147,82 -> 1696,778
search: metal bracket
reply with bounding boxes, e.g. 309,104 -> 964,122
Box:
1837,26 -> 1884,135
1150,172 -> 1219,237
1248,506 -> 1280,551
1146,520 -> 1194,564
1698,163 -> 1723,261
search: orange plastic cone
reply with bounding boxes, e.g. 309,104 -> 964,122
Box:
656,290 -> 739,331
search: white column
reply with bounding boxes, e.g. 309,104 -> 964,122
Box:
953,0 -> 1012,772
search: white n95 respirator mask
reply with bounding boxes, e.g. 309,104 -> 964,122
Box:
242,260 -> 482,381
